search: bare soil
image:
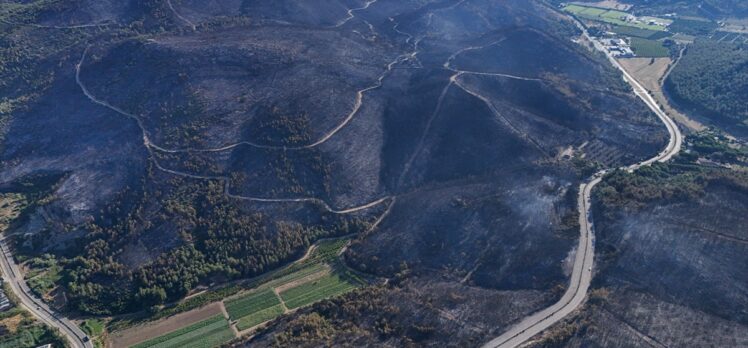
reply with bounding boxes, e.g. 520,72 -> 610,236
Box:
0,314 -> 23,333
619,57 -> 705,131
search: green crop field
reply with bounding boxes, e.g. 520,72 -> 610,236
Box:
280,273 -> 360,310
123,238 -> 360,342
225,289 -> 281,320
235,304 -> 285,331
630,37 -> 669,57
130,315 -> 234,348
308,239 -> 348,262
223,238 -> 362,330
600,9 -> 628,20
668,18 -> 717,36
563,4 -> 588,13
580,7 -> 607,16
611,25 -> 660,39
563,4 -> 665,31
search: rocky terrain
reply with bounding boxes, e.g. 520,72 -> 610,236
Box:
1,0 -> 676,346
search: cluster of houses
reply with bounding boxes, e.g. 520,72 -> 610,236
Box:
619,14 -> 670,29
601,37 -> 635,57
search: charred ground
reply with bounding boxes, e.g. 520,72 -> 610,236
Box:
1,0 -> 671,346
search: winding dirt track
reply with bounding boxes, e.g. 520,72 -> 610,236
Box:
166,0 -> 197,30
73,0 -> 453,215
1,4 -> 401,348
75,49 -> 391,215
66,3 -> 682,347
332,0 -> 379,28
481,16 -> 683,348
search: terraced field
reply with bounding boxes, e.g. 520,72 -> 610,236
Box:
130,315 -> 234,348
630,37 -> 670,57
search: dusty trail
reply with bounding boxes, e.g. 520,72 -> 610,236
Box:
397,75 -> 455,188
76,38 -> 412,154
166,0 -> 197,30
441,40 -> 549,156
398,38 -> 546,187
453,77 -> 550,158
444,38 -> 550,157
76,49 -> 390,214
332,0 -> 379,28
73,8 -> 427,213
482,15 -> 683,348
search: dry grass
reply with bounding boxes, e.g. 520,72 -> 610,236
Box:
619,57 -> 705,131
0,314 -> 24,333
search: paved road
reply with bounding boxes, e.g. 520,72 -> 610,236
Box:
0,236 -> 93,348
482,17 -> 683,348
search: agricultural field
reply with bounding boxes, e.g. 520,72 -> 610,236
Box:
109,302 -> 225,348
220,238 -> 366,332
236,303 -> 284,331
279,272 -> 361,310
611,25 -> 662,38
629,37 -> 670,57
570,0 -> 631,11
668,18 -> 717,36
722,18 -> 748,34
225,289 -> 280,320
714,31 -> 748,44
564,4 -> 665,31
111,237 -> 368,345
130,315 -> 234,348
225,289 -> 285,331
672,33 -> 697,43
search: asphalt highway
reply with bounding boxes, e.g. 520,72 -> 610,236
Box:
482,16 -> 683,348
0,236 -> 93,348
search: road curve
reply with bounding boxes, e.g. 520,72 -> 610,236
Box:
0,236 -> 93,348
482,16 -> 683,348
